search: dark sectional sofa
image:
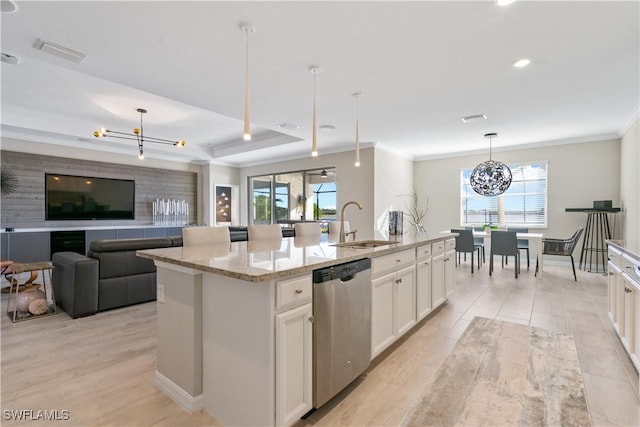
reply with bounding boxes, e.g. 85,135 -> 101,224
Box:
52,226 -> 295,318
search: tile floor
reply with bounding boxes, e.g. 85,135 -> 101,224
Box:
1,259 -> 639,426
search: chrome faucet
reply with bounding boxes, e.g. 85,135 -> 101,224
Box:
339,201 -> 363,243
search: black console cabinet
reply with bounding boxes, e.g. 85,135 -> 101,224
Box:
51,231 -> 86,258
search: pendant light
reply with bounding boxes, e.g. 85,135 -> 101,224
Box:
353,92 -> 361,167
240,24 -> 255,141
309,66 -> 321,157
470,133 -> 512,196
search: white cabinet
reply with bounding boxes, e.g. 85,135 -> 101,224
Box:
444,241 -> 456,297
396,266 -> 417,336
607,244 -> 640,383
371,250 -> 416,359
621,274 -> 637,358
371,273 -> 395,358
431,239 -> 455,305
416,257 -> 432,321
431,253 -> 445,308
275,303 -> 313,427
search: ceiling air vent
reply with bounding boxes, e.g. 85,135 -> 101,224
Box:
34,39 -> 86,63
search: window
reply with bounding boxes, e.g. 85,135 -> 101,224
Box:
460,161 -> 548,227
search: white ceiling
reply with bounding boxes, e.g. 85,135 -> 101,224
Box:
1,1 -> 638,167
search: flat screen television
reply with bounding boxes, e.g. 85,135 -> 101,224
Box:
45,174 -> 135,220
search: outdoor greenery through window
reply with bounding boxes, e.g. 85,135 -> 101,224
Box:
249,168 -> 336,229
460,161 -> 548,227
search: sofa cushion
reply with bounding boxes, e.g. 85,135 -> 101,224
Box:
89,237 -> 172,253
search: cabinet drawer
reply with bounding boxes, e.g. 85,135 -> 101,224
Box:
276,275 -> 312,310
372,249 -> 415,277
416,244 -> 432,261
445,238 -> 456,251
432,240 -> 446,256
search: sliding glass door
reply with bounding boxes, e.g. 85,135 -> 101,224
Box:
248,168 -> 336,226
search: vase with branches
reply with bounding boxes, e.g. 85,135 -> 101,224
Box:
397,188 -> 428,233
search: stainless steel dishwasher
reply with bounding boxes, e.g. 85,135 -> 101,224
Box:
312,258 -> 371,408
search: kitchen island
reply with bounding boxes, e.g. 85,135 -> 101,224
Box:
137,231 -> 457,426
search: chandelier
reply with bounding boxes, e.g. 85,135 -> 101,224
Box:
470,133 -> 512,196
94,108 -> 186,160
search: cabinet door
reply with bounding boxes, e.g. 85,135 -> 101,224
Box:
6,232 -> 50,262
622,275 -> 636,356
416,259 -> 432,321
275,303 -> 313,427
444,249 -> 456,297
371,273 -> 395,359
608,261 -> 620,324
432,254 -> 445,308
395,266 -> 416,336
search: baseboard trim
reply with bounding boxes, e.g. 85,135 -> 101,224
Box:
154,371 -> 204,413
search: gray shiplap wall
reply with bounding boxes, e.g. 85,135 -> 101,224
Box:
1,151 -> 197,229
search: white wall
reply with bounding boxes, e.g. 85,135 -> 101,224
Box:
201,163 -> 241,226
239,148 -> 375,238
620,117 -> 640,242
374,148 -> 415,234
414,138 -> 621,244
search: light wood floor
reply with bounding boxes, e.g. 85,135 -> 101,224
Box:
2,262 -> 638,426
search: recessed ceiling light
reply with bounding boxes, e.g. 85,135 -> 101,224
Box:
513,58 -> 531,68
497,0 -> 516,6
461,114 -> 487,123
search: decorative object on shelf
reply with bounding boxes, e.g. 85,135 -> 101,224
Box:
216,186 -> 232,223
1,168 -> 18,195
152,198 -> 189,226
320,169 -> 328,178
353,92 -> 361,167
309,66 -> 321,157
470,133 -> 512,197
398,188 -> 428,233
240,23 -> 255,141
389,210 -> 403,235
93,108 -> 186,160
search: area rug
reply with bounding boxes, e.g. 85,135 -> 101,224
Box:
400,317 -> 592,426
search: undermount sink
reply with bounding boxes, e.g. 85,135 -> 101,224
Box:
332,240 -> 399,249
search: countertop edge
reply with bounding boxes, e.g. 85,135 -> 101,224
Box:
137,234 -> 456,282
606,239 -> 640,263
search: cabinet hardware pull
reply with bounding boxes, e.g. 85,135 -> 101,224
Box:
625,266 -> 633,269
625,287 -> 632,293
295,289 -> 303,294
308,316 -> 314,323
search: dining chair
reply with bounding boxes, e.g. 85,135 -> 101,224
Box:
248,224 -> 283,240
535,227 -> 584,281
489,230 -> 520,278
294,222 -> 321,236
452,229 -> 480,273
465,226 -> 486,263
182,226 -> 230,246
509,227 -> 530,270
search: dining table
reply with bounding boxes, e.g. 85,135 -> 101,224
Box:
447,230 -> 545,276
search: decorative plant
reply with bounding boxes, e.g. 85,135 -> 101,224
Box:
1,169 -> 18,196
398,188 -> 429,233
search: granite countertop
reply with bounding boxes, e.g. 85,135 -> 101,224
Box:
137,232 -> 456,282
607,239 -> 640,263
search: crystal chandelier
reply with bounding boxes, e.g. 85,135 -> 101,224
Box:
470,133 -> 512,196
